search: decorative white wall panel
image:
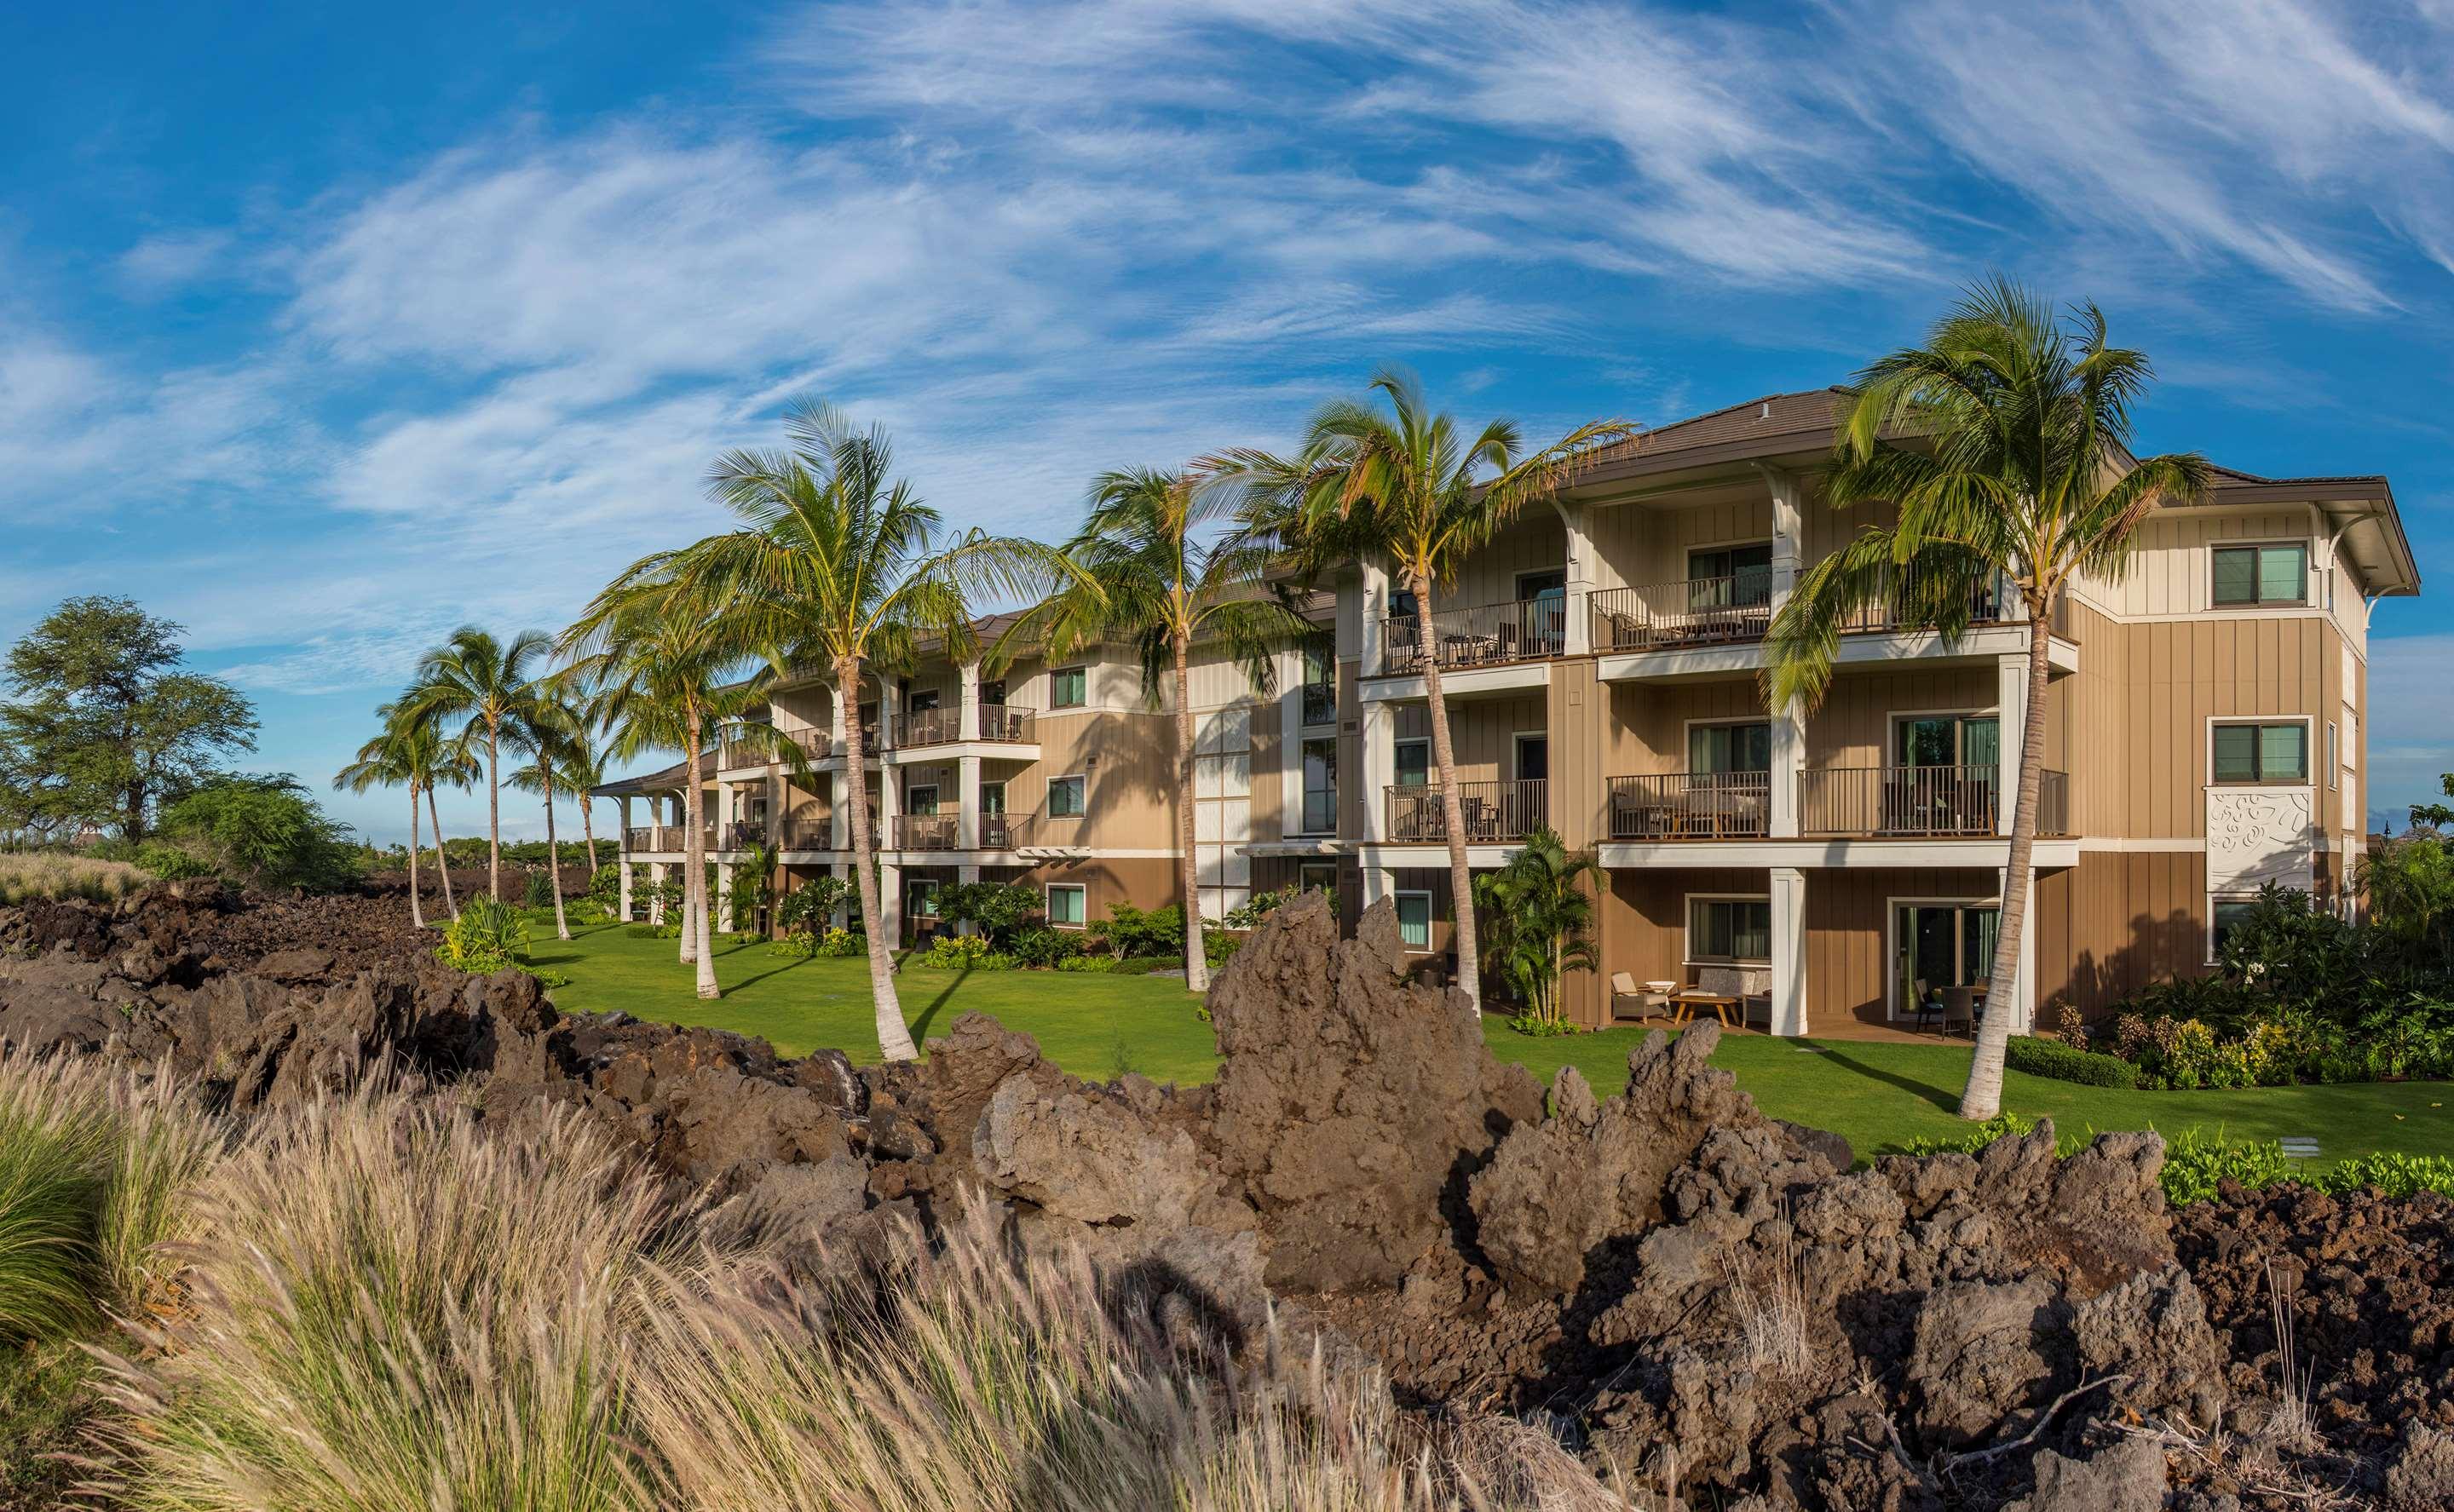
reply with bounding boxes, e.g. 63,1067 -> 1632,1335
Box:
2205,787 -> 2315,890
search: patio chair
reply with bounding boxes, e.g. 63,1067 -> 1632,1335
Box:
1911,977 -> 1943,1033
1940,984 -> 1982,1038
1608,972 -> 1668,1022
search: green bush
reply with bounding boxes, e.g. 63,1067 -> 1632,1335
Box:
915,934 -> 1012,972
435,897 -> 528,974
522,870 -> 556,909
1055,953 -> 1113,973
1505,1013 -> 1581,1038
133,842 -> 214,881
815,927 -> 863,958
156,773 -> 360,893
1091,903 -> 1183,962
2319,1151 -> 2454,1199
2157,1126 -> 2294,1205
622,923 -> 663,940
2004,1035 -> 2138,1088
1010,927 -> 1082,969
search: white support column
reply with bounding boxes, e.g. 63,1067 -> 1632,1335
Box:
714,780 -> 734,852
1770,701 -> 1804,838
879,861 -> 903,946
1359,558 -> 1391,676
959,661 -> 981,741
1362,865 -> 1397,908
955,861 -> 981,935
1760,463 -> 1804,611
647,862 -> 667,925
957,754 -> 981,849
830,859 -> 850,928
830,684 -> 847,754
618,857 -> 634,922
1768,866 -> 1808,1037
715,862 -> 736,932
1361,700 -> 1396,844
879,767 -> 901,854
1999,865 -> 2037,1033
1996,653 -> 2025,836
1554,500 -> 1595,655
877,673 -> 896,756
828,773 -> 849,851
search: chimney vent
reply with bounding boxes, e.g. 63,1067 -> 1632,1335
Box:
1760,401 -> 1770,418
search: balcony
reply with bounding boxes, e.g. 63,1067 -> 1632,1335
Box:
1606,773 -> 1771,839
726,819 -> 768,849
980,705 -> 1036,743
893,707 -> 959,748
1385,779 -> 1547,843
718,726 -> 775,768
1380,597 -> 1565,675
1591,576 -> 1773,653
776,817 -> 832,849
619,825 -> 716,854
896,812 -> 961,851
1799,766 -> 2070,837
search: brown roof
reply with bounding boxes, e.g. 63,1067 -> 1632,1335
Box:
589,755 -> 703,798
1595,388 -> 1848,465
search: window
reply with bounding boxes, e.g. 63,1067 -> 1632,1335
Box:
1688,543 -> 1774,607
980,678 -> 1005,705
980,779 -> 1006,816
908,879 -> 939,918
1389,588 -> 1419,619
1298,861 -> 1338,895
1688,896 -> 1771,963
907,689 -> 940,712
1395,739 -> 1429,789
2212,543 -> 2307,607
1051,666 -> 1088,708
2328,722 -> 2339,790
1688,721 -> 1771,774
1300,737 -> 1338,833
2212,722 -> 2308,784
1394,890 -> 1433,951
1046,883 -> 1086,928
1896,714 -> 1998,769
1046,774 -> 1086,817
2210,896 -> 2257,961
904,784 -> 938,816
1301,636 -> 1336,727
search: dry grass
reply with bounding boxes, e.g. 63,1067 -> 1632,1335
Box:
0,852 -> 150,906
1722,1215 -> 1814,1380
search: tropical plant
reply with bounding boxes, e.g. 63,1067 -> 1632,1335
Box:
775,874 -> 853,956
333,704 -> 436,928
403,628 -> 554,902
934,879 -> 1040,948
2359,832 -> 2454,969
1768,278 -> 2212,1118
1208,369 -> 1632,1013
1092,902 -> 1185,962
504,682 -> 587,941
654,397 -> 1073,1060
435,895 -> 530,974
1469,828 -> 1599,1032
999,467 -> 1305,989
560,582 -> 772,1001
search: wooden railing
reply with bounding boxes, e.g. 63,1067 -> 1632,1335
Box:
1589,574 -> 1776,652
1604,773 -> 1771,838
1385,779 -> 1546,842
1798,765 -> 2068,836
776,818 -> 832,850
1380,597 -> 1566,675
1829,569 -> 2012,635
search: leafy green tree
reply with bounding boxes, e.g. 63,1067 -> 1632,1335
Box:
1209,370 -> 1630,1012
1471,828 -> 1599,1030
1769,278 -> 2211,1119
656,397 -> 1072,1060
2408,772 -> 2454,831
2359,834 -> 2454,969
0,596 -> 258,840
999,467 -> 1305,990
936,880 -> 1041,948
404,628 -> 553,902
158,773 -> 360,892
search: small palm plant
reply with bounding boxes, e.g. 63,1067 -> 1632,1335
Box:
1470,828 -> 1599,1033
1769,277 -> 2209,1118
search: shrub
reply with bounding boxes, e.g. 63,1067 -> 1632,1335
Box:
1505,1013 -> 1581,1038
915,934 -> 1011,971
1092,903 -> 1184,961
1056,953 -> 1113,973
0,853 -> 152,906
775,876 -> 852,957
1203,928 -> 1241,969
622,922 -> 663,940
815,927 -> 863,958
935,881 -> 1041,948
1010,926 -> 1083,969
2319,1151 -> 2454,1199
523,869 -> 556,909
2157,1126 -> 2293,1205
134,842 -> 214,881
156,773 -> 361,893
2003,1035 -> 2137,1088
587,864 -> 620,905
435,896 -> 529,974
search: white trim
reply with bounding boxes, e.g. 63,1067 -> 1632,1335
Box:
1392,888 -> 1435,953
1393,738 -> 1430,789
2206,714 -> 2314,786
1883,894 -> 2002,1021
1297,859 -> 1340,894
2208,538 -> 2313,609
2078,836 -> 2203,852
2327,720 -> 2340,791
1295,731 -> 1339,836
903,782 -> 939,815
1512,729 -> 1548,782
1361,660 -> 1552,702
907,876 -> 940,921
1599,837 -> 2081,870
1683,890 -> 1772,968
1045,772 -> 1088,819
1681,534 -> 1775,573
1045,882 -> 1088,928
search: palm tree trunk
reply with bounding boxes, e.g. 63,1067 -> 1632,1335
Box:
427,789 -> 459,920
843,658 -> 917,1061
406,784 -> 425,930
1412,568 -> 1481,1014
580,799 -> 599,878
1173,635 -> 1210,992
486,725 -> 503,901
683,716 -> 718,998
543,774 -> 571,942
1961,604 -> 2054,1119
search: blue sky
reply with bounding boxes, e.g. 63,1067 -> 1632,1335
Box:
5,0 -> 2451,846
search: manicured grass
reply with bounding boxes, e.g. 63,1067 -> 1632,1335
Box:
532,921 -> 2454,1169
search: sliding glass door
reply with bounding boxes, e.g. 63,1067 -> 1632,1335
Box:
1893,902 -> 1999,1018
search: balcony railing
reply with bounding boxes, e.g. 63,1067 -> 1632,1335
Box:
980,705 -> 1036,743
894,707 -> 959,748
726,819 -> 767,849
1300,683 -> 1337,727
718,727 -> 775,768
1605,773 -> 1771,839
621,825 -> 716,854
896,812 -> 961,851
1798,765 -> 2070,837
1832,570 -> 2011,635
1380,597 -> 1566,675
1590,575 -> 1776,653
776,817 -> 832,849
1385,779 -> 1546,843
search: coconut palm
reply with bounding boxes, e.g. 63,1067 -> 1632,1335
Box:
999,467 -> 1307,990
415,723 -> 481,922
333,718 -> 429,929
1470,827 -> 1599,1029
1767,277 -> 2210,1119
1208,368 -> 1633,1013
557,710 -> 612,879
404,628 -> 553,901
664,397 -> 1074,1061
505,687 -> 586,941
561,582 -> 769,1000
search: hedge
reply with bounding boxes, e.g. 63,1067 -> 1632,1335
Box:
2004,1034 -> 2139,1089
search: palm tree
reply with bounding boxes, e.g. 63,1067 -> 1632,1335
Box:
404,628 -> 553,901
1209,368 -> 1631,1013
664,397 -> 1073,1061
556,702 -> 613,879
333,716 -> 427,928
999,467 -> 1305,990
1767,277 -> 2209,1119
416,722 -> 481,922
561,580 -> 771,1000
505,686 -> 585,941
1470,827 -> 1599,1029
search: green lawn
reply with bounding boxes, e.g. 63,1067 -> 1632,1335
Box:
533,920 -> 2453,1169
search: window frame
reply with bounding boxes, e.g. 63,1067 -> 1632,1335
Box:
1049,665 -> 1089,709
1685,892 -> 1773,967
1394,738 -> 1430,790
1684,716 -> 1773,776
907,877 -> 940,919
1393,889 -> 1434,953
1299,735 -> 1339,835
2210,542 -> 2309,608
1046,882 -> 1087,929
2327,721 -> 2339,791
1297,861 -> 1339,895
1046,773 -> 1087,819
2209,718 -> 2312,785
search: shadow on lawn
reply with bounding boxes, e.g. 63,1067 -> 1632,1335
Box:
1811,1044 -> 1962,1119
909,965 -> 973,1043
